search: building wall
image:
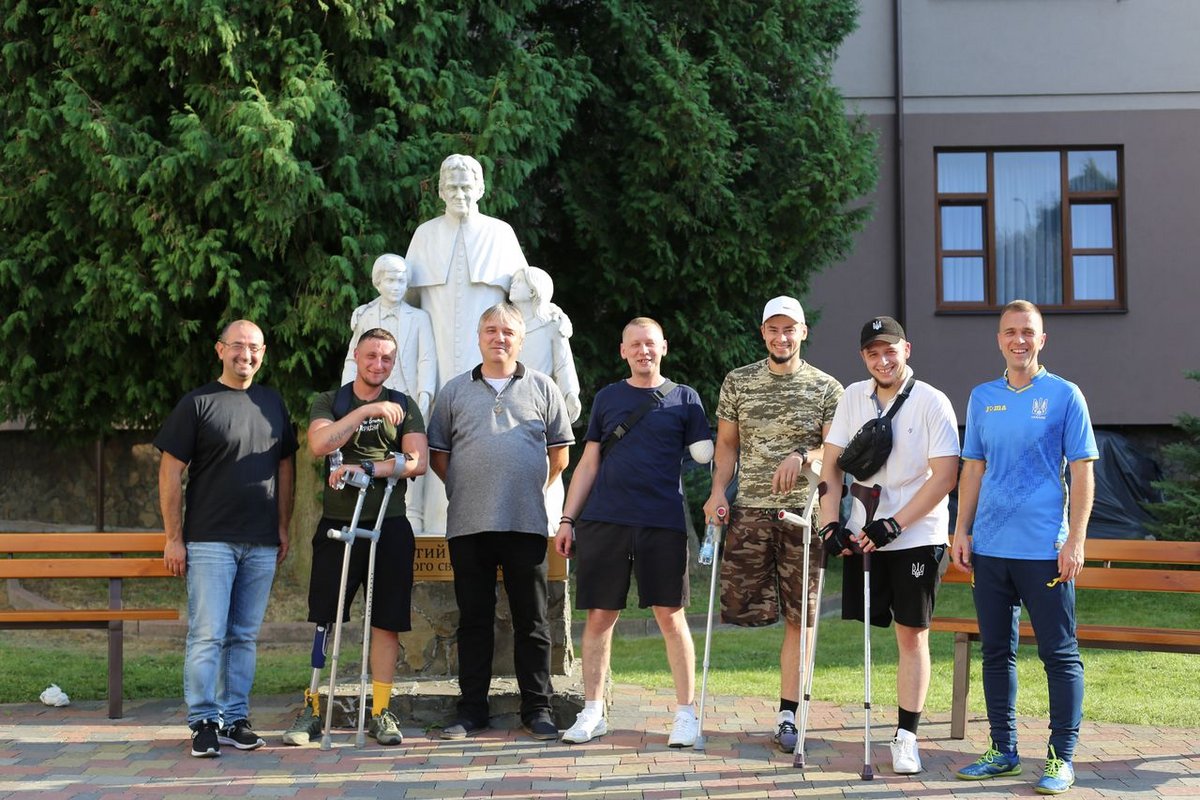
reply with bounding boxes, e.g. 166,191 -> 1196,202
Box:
806,0 -> 1200,424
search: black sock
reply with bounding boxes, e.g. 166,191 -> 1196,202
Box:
897,706 -> 921,735
779,698 -> 799,715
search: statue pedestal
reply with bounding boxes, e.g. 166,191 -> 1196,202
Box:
322,535 -> 583,728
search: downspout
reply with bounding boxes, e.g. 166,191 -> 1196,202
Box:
893,0 -> 907,325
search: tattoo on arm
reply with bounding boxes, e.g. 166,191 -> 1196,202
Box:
323,419 -> 359,449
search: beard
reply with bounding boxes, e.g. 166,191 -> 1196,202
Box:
768,350 -> 796,364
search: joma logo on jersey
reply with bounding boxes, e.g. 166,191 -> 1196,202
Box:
985,404 -> 1007,413
1032,398 -> 1049,419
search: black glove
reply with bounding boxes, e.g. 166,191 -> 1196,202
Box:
862,517 -> 902,549
820,522 -> 858,556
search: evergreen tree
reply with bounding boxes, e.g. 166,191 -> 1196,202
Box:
1150,371 -> 1200,542
1,0 -> 875,434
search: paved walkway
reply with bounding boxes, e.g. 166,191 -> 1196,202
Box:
0,685 -> 1196,799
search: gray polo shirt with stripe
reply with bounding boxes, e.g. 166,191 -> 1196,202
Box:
427,362 -> 575,539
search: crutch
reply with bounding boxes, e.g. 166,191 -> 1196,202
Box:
693,504 -> 727,753
318,469 -> 371,751
848,482 -> 882,781
352,468 -> 402,747
796,480 -> 847,766
774,459 -> 824,769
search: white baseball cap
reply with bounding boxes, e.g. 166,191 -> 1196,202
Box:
761,296 -> 805,325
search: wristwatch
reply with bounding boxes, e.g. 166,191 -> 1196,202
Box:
361,460 -> 376,478
793,449 -> 807,466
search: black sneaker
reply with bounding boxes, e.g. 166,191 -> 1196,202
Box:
217,719 -> 265,751
522,713 -> 558,741
439,718 -> 489,740
190,719 -> 221,758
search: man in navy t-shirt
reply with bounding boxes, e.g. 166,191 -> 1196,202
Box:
554,317 -> 712,748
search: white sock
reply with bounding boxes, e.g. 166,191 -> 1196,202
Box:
676,703 -> 695,718
583,700 -> 603,716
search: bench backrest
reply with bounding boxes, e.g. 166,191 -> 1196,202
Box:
0,532 -> 173,579
944,537 -> 1200,594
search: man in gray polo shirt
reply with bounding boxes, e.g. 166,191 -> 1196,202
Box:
427,302 -> 574,742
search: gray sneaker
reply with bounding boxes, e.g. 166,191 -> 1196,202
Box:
281,697 -> 322,746
368,708 -> 404,746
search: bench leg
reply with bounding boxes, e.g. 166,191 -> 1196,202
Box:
950,632 -> 970,740
107,620 -> 123,719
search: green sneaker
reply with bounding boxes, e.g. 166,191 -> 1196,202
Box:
281,692 -> 322,746
956,741 -> 1022,780
368,708 -> 404,746
1035,746 -> 1076,794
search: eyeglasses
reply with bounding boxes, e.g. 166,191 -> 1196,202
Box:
219,340 -> 264,355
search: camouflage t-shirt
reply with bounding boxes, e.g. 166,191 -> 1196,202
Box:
716,359 -> 843,508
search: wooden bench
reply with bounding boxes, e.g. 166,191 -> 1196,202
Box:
0,532 -> 179,718
933,537 -> 1200,739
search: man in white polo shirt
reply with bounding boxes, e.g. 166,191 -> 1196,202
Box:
817,316 -> 960,775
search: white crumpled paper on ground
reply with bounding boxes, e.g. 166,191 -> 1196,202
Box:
39,684 -> 70,707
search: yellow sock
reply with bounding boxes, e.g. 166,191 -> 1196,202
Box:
372,681 -> 392,717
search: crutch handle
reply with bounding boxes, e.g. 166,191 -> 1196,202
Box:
776,509 -> 811,531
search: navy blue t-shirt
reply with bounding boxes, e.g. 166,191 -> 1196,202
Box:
580,380 -> 710,532
155,381 -> 298,545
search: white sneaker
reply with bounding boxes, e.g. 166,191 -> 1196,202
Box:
561,712 -> 607,744
890,728 -> 922,774
667,711 -> 698,748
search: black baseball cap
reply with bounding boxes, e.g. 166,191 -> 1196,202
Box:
860,316 -> 905,349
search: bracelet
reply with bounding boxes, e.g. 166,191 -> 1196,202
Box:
559,516 -> 576,526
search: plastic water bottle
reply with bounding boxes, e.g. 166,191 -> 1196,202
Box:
330,449 -> 346,490
698,521 -> 721,566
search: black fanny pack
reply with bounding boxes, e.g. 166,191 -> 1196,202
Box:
836,376 -> 915,481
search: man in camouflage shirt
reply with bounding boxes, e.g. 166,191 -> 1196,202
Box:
702,296 -> 843,753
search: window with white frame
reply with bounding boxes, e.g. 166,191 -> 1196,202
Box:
935,148 -> 1123,311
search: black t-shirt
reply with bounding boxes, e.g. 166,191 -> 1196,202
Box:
309,386 -> 425,521
154,381 -> 298,545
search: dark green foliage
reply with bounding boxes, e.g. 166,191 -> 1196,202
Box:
1149,371 -> 1200,541
1,0 -> 875,435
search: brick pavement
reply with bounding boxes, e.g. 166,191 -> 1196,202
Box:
0,684 -> 1196,799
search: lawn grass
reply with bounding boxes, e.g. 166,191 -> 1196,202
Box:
608,580 -> 1200,729
4,562 -> 1198,730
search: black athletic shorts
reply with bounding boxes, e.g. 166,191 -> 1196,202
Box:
574,520 -> 689,610
841,544 -> 947,629
307,514 -> 414,633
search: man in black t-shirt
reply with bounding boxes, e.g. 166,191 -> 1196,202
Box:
281,328 -> 428,748
156,320 -> 297,759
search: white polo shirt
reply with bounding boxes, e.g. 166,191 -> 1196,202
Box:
826,368 -> 960,550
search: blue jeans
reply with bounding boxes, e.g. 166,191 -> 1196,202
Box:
184,542 -> 277,726
972,554 -> 1084,761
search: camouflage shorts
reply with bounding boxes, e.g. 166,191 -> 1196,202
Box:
720,506 -> 822,628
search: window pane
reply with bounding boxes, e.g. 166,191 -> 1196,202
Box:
941,205 -> 983,250
937,152 -> 987,193
1071,204 -> 1113,248
943,257 -> 985,302
994,152 -> 1062,305
1068,151 -> 1118,191
1073,255 -> 1115,301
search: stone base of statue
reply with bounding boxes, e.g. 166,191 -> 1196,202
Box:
317,535 -> 584,728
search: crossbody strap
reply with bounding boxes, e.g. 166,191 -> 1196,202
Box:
599,380 -> 678,459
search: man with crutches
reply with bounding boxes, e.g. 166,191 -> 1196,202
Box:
702,296 -> 843,753
283,328 -> 428,747
554,317 -> 712,748
818,316 -> 959,776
